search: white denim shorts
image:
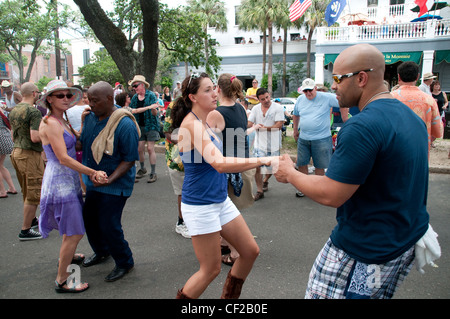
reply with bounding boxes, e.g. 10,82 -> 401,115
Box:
181,197 -> 240,236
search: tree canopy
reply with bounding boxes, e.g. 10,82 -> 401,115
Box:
0,0 -> 74,83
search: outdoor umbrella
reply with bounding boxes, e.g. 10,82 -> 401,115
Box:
411,1 -> 448,13
411,13 -> 443,22
341,13 -> 370,23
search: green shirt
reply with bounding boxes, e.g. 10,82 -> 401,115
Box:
9,102 -> 43,152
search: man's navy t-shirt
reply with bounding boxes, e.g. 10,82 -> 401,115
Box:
326,98 -> 429,264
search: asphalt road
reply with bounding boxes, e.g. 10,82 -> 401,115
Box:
1,152 -> 449,303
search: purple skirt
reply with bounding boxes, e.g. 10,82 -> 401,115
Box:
39,158 -> 85,238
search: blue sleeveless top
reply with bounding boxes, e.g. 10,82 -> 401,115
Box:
180,114 -> 228,205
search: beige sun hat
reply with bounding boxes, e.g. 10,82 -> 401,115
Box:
128,75 -> 150,88
35,79 -> 82,109
423,72 -> 437,81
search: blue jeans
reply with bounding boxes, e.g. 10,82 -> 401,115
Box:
83,191 -> 134,269
296,136 -> 332,169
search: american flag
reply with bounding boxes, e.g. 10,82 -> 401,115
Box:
289,0 -> 312,22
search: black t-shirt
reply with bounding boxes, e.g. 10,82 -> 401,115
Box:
216,103 -> 249,158
432,92 -> 445,114
137,98 -> 145,126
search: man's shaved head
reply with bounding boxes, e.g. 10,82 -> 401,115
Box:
88,81 -> 114,98
20,82 -> 39,97
334,44 -> 385,81
332,44 -> 390,110
87,81 -> 115,119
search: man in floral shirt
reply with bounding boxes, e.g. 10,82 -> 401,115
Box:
163,102 -> 190,238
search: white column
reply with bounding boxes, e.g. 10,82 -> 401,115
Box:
422,50 -> 435,81
315,53 -> 325,84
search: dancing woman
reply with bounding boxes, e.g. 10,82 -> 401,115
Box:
171,73 -> 273,299
37,80 -> 107,293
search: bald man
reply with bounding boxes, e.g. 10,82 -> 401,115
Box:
275,44 -> 437,299
9,82 -> 44,241
79,81 -> 139,282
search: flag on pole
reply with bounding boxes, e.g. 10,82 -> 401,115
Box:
414,0 -> 435,17
325,0 -> 347,27
289,0 -> 312,22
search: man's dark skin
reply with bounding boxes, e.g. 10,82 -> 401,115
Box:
77,81 -> 135,186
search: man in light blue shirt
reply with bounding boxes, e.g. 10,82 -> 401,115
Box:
293,79 -> 338,197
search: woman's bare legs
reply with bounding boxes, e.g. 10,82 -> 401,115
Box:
0,154 -> 17,195
180,215 -> 259,299
220,215 -> 259,280
181,232 -> 222,298
56,234 -> 88,290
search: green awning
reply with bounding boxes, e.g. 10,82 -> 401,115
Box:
384,52 -> 422,65
435,50 -> 450,64
324,54 -> 339,65
325,51 -> 423,65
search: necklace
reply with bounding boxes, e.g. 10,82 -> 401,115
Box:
361,91 -> 390,111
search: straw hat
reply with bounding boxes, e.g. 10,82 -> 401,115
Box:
423,72 -> 436,81
36,79 -> 82,109
128,75 -> 150,88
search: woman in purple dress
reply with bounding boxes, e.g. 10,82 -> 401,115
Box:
37,80 -> 107,293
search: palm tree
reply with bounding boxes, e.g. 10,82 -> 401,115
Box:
302,0 -> 328,78
238,0 -> 268,78
188,0 -> 227,75
239,0 -> 289,95
273,0 -> 293,96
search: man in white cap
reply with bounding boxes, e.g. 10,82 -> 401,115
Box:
1,80 -> 22,116
418,72 -> 436,95
173,81 -> 182,99
292,78 -> 339,197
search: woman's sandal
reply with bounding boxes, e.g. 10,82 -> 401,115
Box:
55,280 -> 89,293
221,253 -> 238,266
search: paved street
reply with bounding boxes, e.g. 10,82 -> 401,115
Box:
1,152 -> 449,301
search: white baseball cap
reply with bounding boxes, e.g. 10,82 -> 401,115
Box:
300,78 -> 316,91
1,80 -> 11,88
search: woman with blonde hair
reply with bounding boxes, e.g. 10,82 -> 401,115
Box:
171,72 -> 273,299
37,80 -> 107,293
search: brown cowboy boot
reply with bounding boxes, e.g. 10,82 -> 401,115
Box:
221,270 -> 245,299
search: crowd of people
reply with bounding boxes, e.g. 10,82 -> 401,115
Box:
0,43 -> 446,299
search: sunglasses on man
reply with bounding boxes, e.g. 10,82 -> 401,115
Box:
332,69 -> 373,84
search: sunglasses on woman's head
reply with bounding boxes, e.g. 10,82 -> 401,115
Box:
51,93 -> 74,99
187,73 -> 200,88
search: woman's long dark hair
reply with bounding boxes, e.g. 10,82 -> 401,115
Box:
171,72 -> 209,130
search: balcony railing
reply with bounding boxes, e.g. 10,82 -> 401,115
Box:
317,19 -> 450,44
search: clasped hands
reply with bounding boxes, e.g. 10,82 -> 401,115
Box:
90,170 -> 108,187
272,154 -> 296,184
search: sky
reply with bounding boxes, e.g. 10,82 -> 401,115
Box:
56,0 -> 184,39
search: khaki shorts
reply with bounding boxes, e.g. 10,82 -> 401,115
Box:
168,168 -> 184,196
11,148 -> 44,206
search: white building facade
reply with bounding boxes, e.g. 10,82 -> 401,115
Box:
315,0 -> 450,90
171,0 -> 450,94
68,0 -> 450,93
